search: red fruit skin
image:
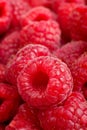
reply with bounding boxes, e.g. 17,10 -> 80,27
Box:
21,6 -> 57,27
17,56 -> 73,109
55,41 -> 87,68
0,83 -> 21,123
66,0 -> 85,4
52,0 -> 66,12
8,0 -> 30,28
0,0 -> 12,34
0,31 -> 21,65
25,0 -> 52,8
20,20 -> 61,51
70,5 -> 87,41
38,92 -> 87,130
0,64 -> 6,82
71,52 -> 87,99
6,104 -> 42,130
6,44 -> 51,85
57,3 -> 78,41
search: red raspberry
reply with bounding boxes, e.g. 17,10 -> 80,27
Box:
0,64 -> 6,82
0,0 -> 12,34
6,44 -> 51,85
70,5 -> 87,41
38,92 -> 87,130
8,0 -> 30,28
20,20 -> 61,51
57,3 -> 77,41
0,31 -> 21,65
55,41 -> 87,68
0,83 -> 20,122
71,52 -> 87,99
17,56 -> 73,109
6,104 -> 42,130
21,6 -> 57,27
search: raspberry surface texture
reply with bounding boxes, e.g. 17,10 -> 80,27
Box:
55,41 -> 87,68
21,6 -> 56,27
6,104 -> 42,130
20,20 -> 61,51
70,5 -> 87,41
0,31 -> 21,65
0,83 -> 20,122
8,0 -> 30,28
0,64 -> 6,82
71,52 -> 87,99
38,92 -> 87,130
17,56 -> 73,109
6,44 -> 51,85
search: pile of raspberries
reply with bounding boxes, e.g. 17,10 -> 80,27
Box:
0,0 -> 87,129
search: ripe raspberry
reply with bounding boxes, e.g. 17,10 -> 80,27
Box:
38,92 -> 87,130
21,6 -> 57,27
0,64 -> 6,82
55,41 -> 87,68
0,31 -> 21,65
20,20 -> 61,51
6,104 -> 42,130
70,5 -> 87,41
6,44 -> 51,85
0,83 -> 20,122
17,56 -> 73,109
8,0 -> 30,28
57,3 -> 77,41
71,52 -> 87,99
0,0 -> 12,34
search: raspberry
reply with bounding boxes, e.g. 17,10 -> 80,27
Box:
71,52 -> 87,99
57,3 -> 77,41
17,56 -> 73,109
8,0 -> 30,28
6,104 -> 42,130
55,41 -> 87,68
70,5 -> 87,41
0,64 -> 6,82
0,0 -> 12,34
38,92 -> 87,130
21,6 -> 57,27
0,83 -> 20,122
20,20 -> 61,51
6,44 -> 51,85
0,31 -> 21,65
